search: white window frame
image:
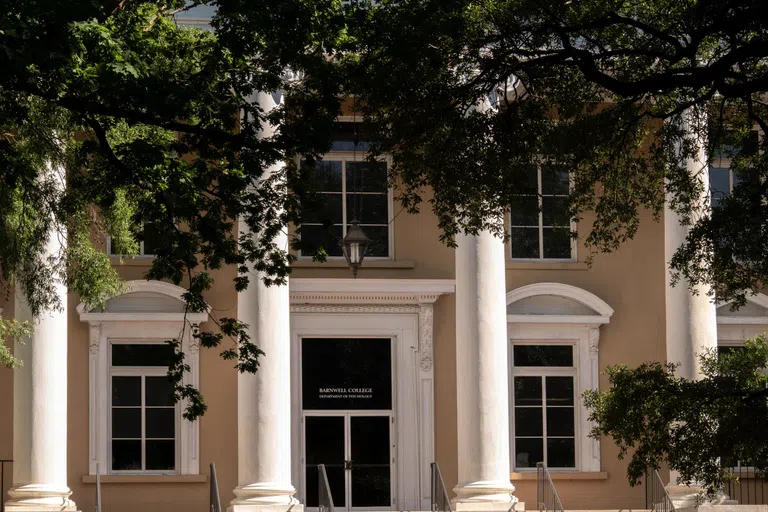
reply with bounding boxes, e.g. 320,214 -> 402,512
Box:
716,292 -> 768,473
106,224 -> 158,258
506,283 -> 613,473
510,342 -> 578,470
508,164 -> 576,262
108,340 -> 181,474
708,127 -> 763,204
78,280 -> 207,476
296,117 -> 395,260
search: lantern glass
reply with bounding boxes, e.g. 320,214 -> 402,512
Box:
340,220 -> 371,277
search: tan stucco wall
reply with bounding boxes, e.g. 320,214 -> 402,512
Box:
0,192 -> 668,511
62,262 -> 239,512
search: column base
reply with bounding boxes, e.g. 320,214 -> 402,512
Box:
228,483 -> 303,512
4,483 -> 78,512
666,483 -> 736,511
454,502 -> 525,512
452,480 -> 519,509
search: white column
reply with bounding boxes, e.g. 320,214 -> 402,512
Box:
230,91 -> 300,512
453,228 -> 518,509
664,109 -> 718,381
663,109 -> 721,508
5,166 -> 77,512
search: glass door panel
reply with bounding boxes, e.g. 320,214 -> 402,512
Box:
350,416 -> 391,508
305,416 -> 346,508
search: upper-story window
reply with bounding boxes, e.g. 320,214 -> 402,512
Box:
509,164 -> 573,260
709,129 -> 759,207
107,223 -> 164,257
298,122 -> 393,259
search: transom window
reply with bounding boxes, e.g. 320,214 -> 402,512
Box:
110,342 -> 177,473
509,165 -> 573,260
511,344 -> 577,470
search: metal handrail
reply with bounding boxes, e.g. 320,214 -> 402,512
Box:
1,459 -> 11,512
431,462 -> 453,512
645,469 -> 675,512
537,462 -> 564,512
210,463 -> 222,512
95,462 -> 102,512
318,464 -> 335,512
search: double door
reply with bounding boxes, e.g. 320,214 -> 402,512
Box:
304,413 -> 394,511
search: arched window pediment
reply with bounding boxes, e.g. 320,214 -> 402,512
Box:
77,280 -> 208,323
717,293 -> 768,325
506,282 -> 613,325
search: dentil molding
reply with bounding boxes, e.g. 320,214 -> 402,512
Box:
289,279 -> 455,372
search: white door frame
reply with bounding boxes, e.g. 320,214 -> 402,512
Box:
291,311 -> 428,511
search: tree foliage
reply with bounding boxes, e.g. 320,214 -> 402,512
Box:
2,0 -> 768,420
584,336 -> 768,494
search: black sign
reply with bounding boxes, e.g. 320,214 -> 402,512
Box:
302,338 -> 392,410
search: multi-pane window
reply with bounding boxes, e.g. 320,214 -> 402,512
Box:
110,343 -> 177,473
107,224 -> 164,257
510,165 -> 572,260
709,130 -> 759,208
299,161 -> 391,259
511,344 -> 577,470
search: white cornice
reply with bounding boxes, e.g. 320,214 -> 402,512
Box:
289,278 -> 455,305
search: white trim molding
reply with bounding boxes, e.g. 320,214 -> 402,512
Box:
288,278 -> 453,510
506,282 -> 614,319
78,280 -> 208,476
506,283 -> 614,473
717,292 -> 768,325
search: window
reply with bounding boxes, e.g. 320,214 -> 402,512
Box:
709,129 -> 759,208
510,165 -> 573,260
110,343 -> 177,473
79,280 -> 205,477
107,223 -> 164,257
511,344 -> 577,469
299,122 -> 392,258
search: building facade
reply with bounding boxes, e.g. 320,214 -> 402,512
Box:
0,103 -> 763,512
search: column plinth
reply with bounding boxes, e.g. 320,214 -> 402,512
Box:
453,229 -> 518,509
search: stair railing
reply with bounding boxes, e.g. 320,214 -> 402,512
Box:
645,469 -> 675,512
95,462 -> 102,512
1,459 -> 12,512
431,462 -> 453,512
318,464 -> 335,512
210,463 -> 222,512
537,462 -> 564,512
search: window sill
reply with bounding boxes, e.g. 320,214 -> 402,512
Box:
510,471 -> 608,481
292,259 -> 416,269
82,475 -> 207,484
506,261 -> 588,271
